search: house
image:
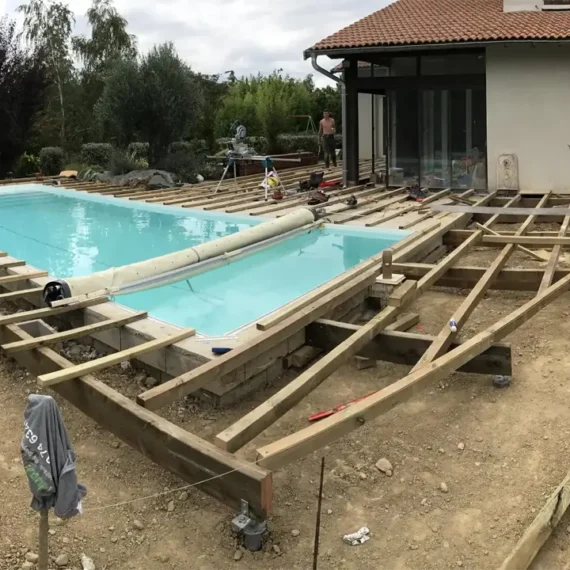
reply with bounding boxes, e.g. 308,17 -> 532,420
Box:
307,0 -> 570,193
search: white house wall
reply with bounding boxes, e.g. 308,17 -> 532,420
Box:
486,44 -> 570,193
358,93 -> 384,161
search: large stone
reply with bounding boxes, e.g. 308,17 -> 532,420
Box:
55,554 -> 69,567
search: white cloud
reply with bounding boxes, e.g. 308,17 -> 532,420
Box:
2,0 -> 391,86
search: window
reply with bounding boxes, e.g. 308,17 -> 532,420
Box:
421,53 -> 485,75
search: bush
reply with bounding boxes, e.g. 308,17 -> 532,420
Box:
81,143 -> 114,168
109,149 -> 142,175
161,150 -> 204,183
276,134 -> 320,154
14,152 -> 40,177
39,147 -> 64,175
127,142 -> 149,160
169,140 -> 208,155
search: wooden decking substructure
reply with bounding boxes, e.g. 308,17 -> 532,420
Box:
0,186 -> 567,558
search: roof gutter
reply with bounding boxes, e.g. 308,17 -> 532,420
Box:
304,38 -> 570,59
311,55 -> 347,187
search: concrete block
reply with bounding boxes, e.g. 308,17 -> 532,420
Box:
287,345 -> 323,369
354,356 -> 377,370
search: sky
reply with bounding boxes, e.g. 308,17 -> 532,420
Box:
0,0 -> 390,86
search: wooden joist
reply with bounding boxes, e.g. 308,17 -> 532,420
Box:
432,205 -> 570,216
539,215 -> 570,294
482,235 -> 570,245
0,271 -> 47,284
0,287 -> 43,301
255,268 -> 570,470
0,297 -> 109,326
37,327 -> 195,386
1,323 -> 272,517
1,311 -> 147,353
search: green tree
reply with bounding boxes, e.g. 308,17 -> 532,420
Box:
0,17 -> 50,175
73,0 -> 136,75
18,0 -> 74,145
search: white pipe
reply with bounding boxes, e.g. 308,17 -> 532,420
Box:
44,208 -> 319,305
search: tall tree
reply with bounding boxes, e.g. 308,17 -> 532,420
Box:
18,0 -> 74,145
72,0 -> 136,75
0,17 -> 50,175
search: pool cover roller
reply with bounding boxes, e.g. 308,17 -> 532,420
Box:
43,207 -> 321,304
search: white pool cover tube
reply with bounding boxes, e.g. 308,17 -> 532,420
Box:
43,207 -> 320,305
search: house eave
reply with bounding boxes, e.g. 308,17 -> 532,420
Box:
303,38 -> 570,60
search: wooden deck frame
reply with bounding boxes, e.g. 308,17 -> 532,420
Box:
2,173 -> 569,543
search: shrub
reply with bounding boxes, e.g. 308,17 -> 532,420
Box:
109,149 -> 141,175
169,140 -> 208,155
39,147 -> 64,175
127,142 -> 149,160
14,152 -> 40,177
161,150 -> 204,183
276,134 -> 320,154
81,143 -> 114,168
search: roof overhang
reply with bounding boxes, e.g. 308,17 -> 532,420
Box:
303,37 -> 570,60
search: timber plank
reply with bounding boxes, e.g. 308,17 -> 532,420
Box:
0,287 -> 43,300
0,271 -> 48,284
0,297 -> 108,326
38,327 -> 195,386
539,215 -> 570,293
1,311 -> 147,353
256,269 -> 570,470
1,323 -> 271,517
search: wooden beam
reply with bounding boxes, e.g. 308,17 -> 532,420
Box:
0,260 -> 26,269
38,327 -> 195,386
0,297 -> 108,326
483,235 -> 570,245
0,287 -> 43,301
497,468 -> 570,570
305,320 -> 512,376
539,215 -> 570,293
1,311 -> 147,353
432,205 -> 570,216
256,268 -> 570,470
0,271 -> 47,284
1,323 -> 272,517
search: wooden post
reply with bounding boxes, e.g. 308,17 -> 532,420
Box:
38,510 -> 48,570
382,249 -> 393,280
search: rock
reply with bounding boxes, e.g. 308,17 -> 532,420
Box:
359,472 -> 367,480
111,441 -> 120,449
440,482 -> 449,493
327,509 -> 333,515
25,553 -> 39,563
458,442 -> 465,451
272,544 -> 282,556
158,554 -> 170,563
167,500 -> 175,512
457,561 -> 463,567
144,376 -> 159,389
233,550 -> 243,561
49,529 -> 56,536
67,344 -> 83,358
178,491 -> 188,501
420,498 -> 428,506
438,448 -> 445,454
80,554 -> 96,570
291,529 -> 300,537
132,519 -> 145,530
62,537 -> 70,544
55,554 -> 69,567
22,563 -> 34,570
375,458 -> 393,476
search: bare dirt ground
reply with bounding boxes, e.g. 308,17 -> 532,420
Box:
3,237 -> 570,570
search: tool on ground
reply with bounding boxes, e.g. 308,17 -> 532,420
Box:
407,185 -> 427,202
344,195 -> 358,208
313,457 -> 325,570
308,190 -> 329,206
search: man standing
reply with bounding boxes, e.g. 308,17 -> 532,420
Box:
319,110 -> 337,169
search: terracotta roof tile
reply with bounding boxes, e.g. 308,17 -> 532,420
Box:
311,0 -> 570,51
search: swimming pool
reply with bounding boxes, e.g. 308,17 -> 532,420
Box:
0,185 -> 410,336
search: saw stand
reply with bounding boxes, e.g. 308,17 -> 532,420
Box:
231,499 -> 267,551
214,154 -> 239,193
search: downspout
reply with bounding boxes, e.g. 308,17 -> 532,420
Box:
311,55 -> 347,187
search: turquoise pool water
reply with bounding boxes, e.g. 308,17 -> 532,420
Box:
0,185 -> 409,336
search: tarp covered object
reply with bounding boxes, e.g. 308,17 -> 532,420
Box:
21,394 -> 87,518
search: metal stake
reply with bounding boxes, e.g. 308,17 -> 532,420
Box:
313,457 -> 325,570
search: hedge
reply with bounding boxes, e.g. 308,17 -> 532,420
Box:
213,133 -> 342,156
39,147 -> 64,175
81,143 -> 114,168
168,140 -> 208,154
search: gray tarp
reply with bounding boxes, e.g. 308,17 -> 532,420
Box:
21,394 -> 86,518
